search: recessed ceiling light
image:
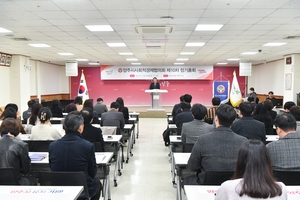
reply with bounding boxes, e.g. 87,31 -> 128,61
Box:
195,24 -> 223,31
118,52 -> 133,55
28,44 -> 51,48
217,62 -> 228,65
174,63 -> 184,65
106,43 -> 126,47
131,63 -> 141,65
185,42 -> 205,47
180,52 -> 195,55
0,27 -> 12,33
57,53 -> 74,56
227,58 -> 240,61
241,52 -> 258,55
88,62 -> 100,65
126,58 -> 138,61
76,59 -> 89,61
85,25 -> 113,32
263,42 -> 287,46
176,58 -> 189,61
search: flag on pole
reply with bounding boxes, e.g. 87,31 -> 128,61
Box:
78,70 -> 89,103
229,71 -> 242,107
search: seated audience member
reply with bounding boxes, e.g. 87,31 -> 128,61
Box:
204,97 -> 220,124
247,96 -> 256,111
74,96 -> 83,111
265,99 -> 277,120
25,103 -> 42,134
94,98 -> 108,117
181,103 -> 214,144
215,140 -> 287,199
175,102 -> 193,135
231,102 -> 266,143
22,100 -> 35,121
101,102 -> 125,132
266,91 -> 277,106
83,99 -> 100,124
116,97 -> 129,124
247,87 -> 257,102
173,94 -> 193,123
30,107 -> 62,140
252,103 -> 274,135
0,107 -> 24,136
50,99 -> 63,117
267,113 -> 300,171
64,103 -> 77,113
5,103 -> 21,120
283,101 -> 296,112
171,95 -> 184,121
49,111 -> 102,200
0,118 -> 35,185
185,104 -> 248,185
289,106 -> 300,132
81,108 -> 105,152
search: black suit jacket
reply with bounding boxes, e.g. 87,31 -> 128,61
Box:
82,123 -> 105,152
149,82 -> 160,89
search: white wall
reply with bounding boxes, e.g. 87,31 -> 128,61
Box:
0,66 -> 10,106
248,59 -> 284,95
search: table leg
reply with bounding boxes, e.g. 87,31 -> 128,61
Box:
126,130 -> 132,163
176,174 -> 182,200
136,116 -> 139,138
171,145 -> 176,187
104,169 -> 110,200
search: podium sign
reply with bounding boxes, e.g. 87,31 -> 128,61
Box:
145,89 -> 168,110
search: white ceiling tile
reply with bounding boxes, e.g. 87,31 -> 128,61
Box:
198,18 -> 231,24
235,9 -> 276,18
268,9 -> 300,18
47,20 -> 81,26
76,19 -> 109,25
17,19 -> 53,26
203,9 -> 240,18
169,10 -> 204,18
51,0 -> 97,11
101,10 -> 137,18
92,0 -> 134,10
32,11 -> 72,19
247,25 -> 280,31
12,1 -> 61,11
108,19 -> 139,25
227,17 -> 262,24
0,1 -> 27,11
66,11 -> 104,19
257,17 -> 295,24
245,0 -> 291,9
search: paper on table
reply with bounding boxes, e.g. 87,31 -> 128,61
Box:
30,154 -> 47,161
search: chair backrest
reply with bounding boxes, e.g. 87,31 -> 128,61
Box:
203,171 -> 234,185
100,126 -> 117,135
273,170 -> 300,185
92,142 -> 104,152
39,171 -> 89,199
27,140 -> 53,152
0,167 -> 20,185
182,143 -> 194,153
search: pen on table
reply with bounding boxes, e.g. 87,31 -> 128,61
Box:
101,156 -> 106,161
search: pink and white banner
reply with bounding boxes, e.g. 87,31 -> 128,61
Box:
101,66 -> 213,80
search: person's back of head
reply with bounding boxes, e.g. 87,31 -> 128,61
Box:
247,97 -> 255,103
179,95 -> 184,103
64,111 -> 84,132
289,106 -> 300,121
191,103 -> 207,120
212,97 -> 221,106
0,107 -> 17,120
0,118 -> 20,137
83,99 -> 94,110
249,87 -> 255,92
29,103 -> 43,125
216,104 -> 236,127
116,97 -> 125,108
74,96 -> 83,105
183,94 -> 192,103
65,103 -> 77,113
51,99 -> 60,108
180,102 -> 191,110
264,100 -> 274,111
274,113 -> 297,132
233,140 -> 282,198
284,101 -> 296,111
239,102 -> 253,117
38,107 -> 52,123
97,98 -> 103,103
27,100 -> 36,108
80,107 -> 93,124
110,102 -> 120,110
5,103 -> 18,112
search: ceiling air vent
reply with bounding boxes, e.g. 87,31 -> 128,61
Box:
146,46 -> 162,49
134,26 -> 173,34
12,37 -> 31,41
283,36 -> 300,39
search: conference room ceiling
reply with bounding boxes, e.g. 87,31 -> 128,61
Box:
0,0 -> 300,67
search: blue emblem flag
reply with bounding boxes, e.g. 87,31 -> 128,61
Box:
213,81 -> 229,101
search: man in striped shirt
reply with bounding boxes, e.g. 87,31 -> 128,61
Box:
204,97 -> 220,124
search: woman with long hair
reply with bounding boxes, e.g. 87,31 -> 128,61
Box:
83,99 -> 100,124
50,99 -> 63,117
252,103 -> 274,135
116,97 -> 129,123
215,140 -> 287,199
25,103 -> 42,134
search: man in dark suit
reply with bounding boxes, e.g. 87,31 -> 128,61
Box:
81,107 -> 105,152
93,98 -> 108,117
185,104 -> 248,185
49,111 -> 102,200
101,102 -> 125,132
231,101 -> 266,143
149,77 -> 160,89
175,102 -> 193,135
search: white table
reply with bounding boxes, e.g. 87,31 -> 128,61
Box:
169,124 -> 177,130
129,112 -> 140,138
184,185 -> 300,200
169,136 -> 182,185
266,135 -> 279,142
0,186 -> 83,200
124,124 -> 134,163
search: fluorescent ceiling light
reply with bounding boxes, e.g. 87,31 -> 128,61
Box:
57,53 -> 74,56
131,63 -> 141,65
180,52 -> 195,55
195,24 -> 223,31
227,58 -> 240,61
176,58 -> 189,61
217,62 -> 228,65
118,52 -> 133,55
126,58 -> 138,61
85,25 -> 113,32
0,27 -> 12,33
241,52 -> 258,55
263,42 -> 287,46
174,63 -> 184,65
185,42 -> 205,47
106,43 -> 126,47
28,44 -> 51,48
76,59 -> 89,61
88,62 -> 100,65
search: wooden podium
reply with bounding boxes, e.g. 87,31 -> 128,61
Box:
145,89 -> 168,110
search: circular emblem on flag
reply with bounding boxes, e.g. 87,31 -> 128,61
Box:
217,85 -> 225,94
79,85 -> 85,94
